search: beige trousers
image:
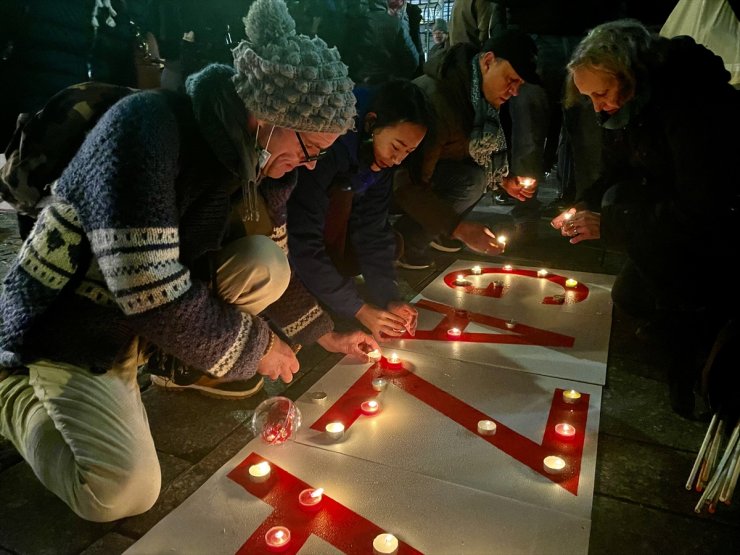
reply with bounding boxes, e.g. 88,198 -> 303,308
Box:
0,236 -> 289,521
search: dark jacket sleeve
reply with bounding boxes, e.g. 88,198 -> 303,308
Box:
287,143 -> 367,319
349,171 -> 401,309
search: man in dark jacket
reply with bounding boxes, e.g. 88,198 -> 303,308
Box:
394,29 -> 541,268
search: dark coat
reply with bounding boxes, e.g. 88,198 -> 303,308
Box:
394,43 -> 480,237
287,88 -> 400,318
584,36 -> 740,303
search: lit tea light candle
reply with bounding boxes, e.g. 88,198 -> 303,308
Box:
325,422 -> 345,440
562,389 -> 582,404
555,423 -> 576,439
371,377 -> 388,391
454,273 -> 470,286
384,352 -> 403,370
361,400 -> 380,415
503,264 -> 513,271
471,265 -> 482,275
298,487 -> 324,510
248,461 -> 271,483
373,533 -> 399,555
505,319 -> 516,330
366,349 -> 382,362
447,327 -> 462,338
543,455 -> 566,475
565,278 -> 578,288
518,176 -> 536,189
477,419 -> 497,436
537,269 -> 549,278
497,235 -> 507,246
265,526 -> 291,552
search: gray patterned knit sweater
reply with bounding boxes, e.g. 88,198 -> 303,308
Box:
0,66 -> 270,379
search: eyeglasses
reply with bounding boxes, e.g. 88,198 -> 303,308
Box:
295,132 -> 328,164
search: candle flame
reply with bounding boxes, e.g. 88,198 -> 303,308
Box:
369,401 -> 378,409
497,235 -> 507,245
256,461 -> 270,473
310,488 -> 324,499
563,211 -> 573,220
390,352 -> 399,362
385,534 -> 394,544
275,531 -> 284,540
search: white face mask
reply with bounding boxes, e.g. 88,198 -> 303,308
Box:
257,124 -> 275,170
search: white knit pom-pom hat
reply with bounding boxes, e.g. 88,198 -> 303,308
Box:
232,0 -> 356,133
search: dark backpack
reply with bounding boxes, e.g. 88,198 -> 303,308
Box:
0,81 -> 136,217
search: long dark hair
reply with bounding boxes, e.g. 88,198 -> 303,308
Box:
364,78 -> 435,171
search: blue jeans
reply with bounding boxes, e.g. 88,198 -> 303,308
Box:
394,159 -> 487,257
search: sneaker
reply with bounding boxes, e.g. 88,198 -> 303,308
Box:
494,192 -> 516,206
151,373 -> 264,399
396,252 -> 434,270
429,236 -> 464,253
148,353 -> 264,399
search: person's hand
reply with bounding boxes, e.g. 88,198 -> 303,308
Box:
563,210 -> 601,244
387,301 -> 418,336
499,176 -> 537,202
452,220 -> 505,255
550,207 -> 576,231
317,330 -> 380,359
356,303 -> 410,341
256,334 -> 300,383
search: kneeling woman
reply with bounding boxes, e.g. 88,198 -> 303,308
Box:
287,80 -> 432,340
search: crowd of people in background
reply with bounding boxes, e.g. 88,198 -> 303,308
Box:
0,0 -> 739,522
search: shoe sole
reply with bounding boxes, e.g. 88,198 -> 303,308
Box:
150,375 -> 264,400
429,240 -> 463,253
396,260 -> 434,270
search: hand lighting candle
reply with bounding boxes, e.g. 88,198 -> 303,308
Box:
248,461 -> 271,483
373,533 -> 399,555
497,235 -> 507,246
298,487 -> 324,511
518,176 -> 536,189
265,526 -> 291,552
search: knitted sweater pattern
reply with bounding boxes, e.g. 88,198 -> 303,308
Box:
0,90 -> 269,378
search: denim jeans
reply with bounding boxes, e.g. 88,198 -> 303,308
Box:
394,159 -> 487,257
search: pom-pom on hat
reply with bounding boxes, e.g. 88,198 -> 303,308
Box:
232,0 -> 356,133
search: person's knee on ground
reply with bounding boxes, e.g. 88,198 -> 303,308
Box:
215,235 -> 290,314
